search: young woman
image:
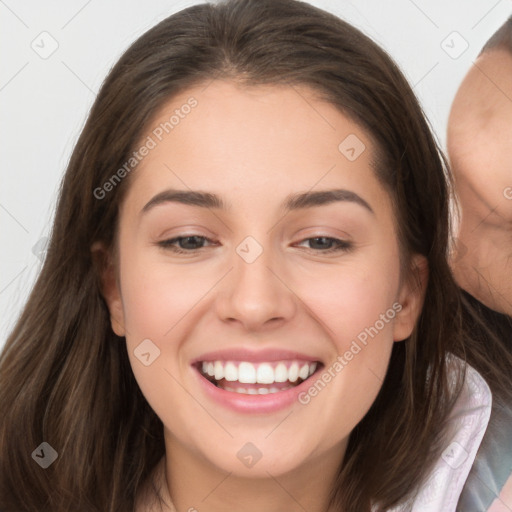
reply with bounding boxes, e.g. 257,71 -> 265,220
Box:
0,0 -> 506,510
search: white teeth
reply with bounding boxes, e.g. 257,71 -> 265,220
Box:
274,363 -> 288,382
199,359 -> 318,386
256,363 -> 275,384
299,363 -> 309,380
222,386 -> 287,394
288,362 -> 299,382
238,362 -> 257,384
214,361 -> 224,380
224,362 -> 238,382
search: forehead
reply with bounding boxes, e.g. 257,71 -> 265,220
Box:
123,80 -> 391,219
450,49 -> 512,130
140,79 -> 369,167
448,49 -> 512,167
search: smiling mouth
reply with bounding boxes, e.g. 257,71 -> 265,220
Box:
195,360 -> 320,394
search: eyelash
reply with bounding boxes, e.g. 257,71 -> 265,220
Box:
157,235 -> 353,255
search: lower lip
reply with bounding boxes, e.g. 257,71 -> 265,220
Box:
193,366 -> 319,414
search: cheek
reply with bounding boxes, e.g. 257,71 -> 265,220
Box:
119,248 -> 212,341
115,247 -> 206,400
118,256 -> 208,444
296,252 -> 400,346
451,130 -> 512,219
294,253 -> 399,427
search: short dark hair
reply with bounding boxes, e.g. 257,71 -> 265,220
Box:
480,15 -> 512,54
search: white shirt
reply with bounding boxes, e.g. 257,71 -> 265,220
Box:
382,358 -> 492,512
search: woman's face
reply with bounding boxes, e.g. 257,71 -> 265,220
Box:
101,80 -> 424,479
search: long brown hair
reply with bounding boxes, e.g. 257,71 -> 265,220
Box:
0,0 -> 509,510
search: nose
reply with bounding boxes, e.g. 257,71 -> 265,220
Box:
214,237 -> 297,332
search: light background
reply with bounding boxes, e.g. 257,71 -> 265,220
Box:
1,0 -> 511,348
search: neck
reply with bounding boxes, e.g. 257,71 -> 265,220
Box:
452,203 -> 512,316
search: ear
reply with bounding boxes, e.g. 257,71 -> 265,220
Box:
393,254 -> 429,342
91,241 -> 126,337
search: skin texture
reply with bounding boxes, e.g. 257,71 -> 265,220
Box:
448,47 -> 512,511
96,80 -> 427,512
447,48 -> 512,316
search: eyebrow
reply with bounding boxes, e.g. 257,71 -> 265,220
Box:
141,188 -> 374,215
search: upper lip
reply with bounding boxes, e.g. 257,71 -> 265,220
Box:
191,348 -> 322,364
